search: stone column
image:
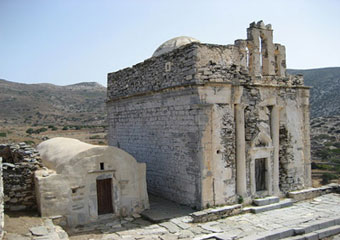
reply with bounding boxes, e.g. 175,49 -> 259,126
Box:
301,90 -> 312,187
271,105 -> 280,195
235,104 -> 247,197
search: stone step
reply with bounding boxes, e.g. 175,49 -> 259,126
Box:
253,196 -> 280,206
245,199 -> 293,214
287,184 -> 339,202
285,225 -> 340,240
190,204 -> 242,223
240,217 -> 340,240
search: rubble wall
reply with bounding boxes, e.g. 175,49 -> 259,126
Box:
108,43 -> 199,99
0,143 -> 42,211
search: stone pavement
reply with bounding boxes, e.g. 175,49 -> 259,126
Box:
95,193 -> 340,240
141,194 -> 194,223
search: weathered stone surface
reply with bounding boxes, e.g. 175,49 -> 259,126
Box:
29,226 -> 49,236
0,143 -> 42,211
253,196 -> 279,206
287,184 -> 338,201
107,21 -> 311,209
249,199 -> 293,214
35,137 -> 149,228
190,204 -> 242,223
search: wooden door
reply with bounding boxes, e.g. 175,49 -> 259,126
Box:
255,158 -> 266,191
96,178 -> 114,215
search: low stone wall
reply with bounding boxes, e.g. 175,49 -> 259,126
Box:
190,204 -> 242,223
0,143 -> 42,211
287,184 -> 340,202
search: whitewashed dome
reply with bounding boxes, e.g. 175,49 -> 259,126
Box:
152,36 -> 200,57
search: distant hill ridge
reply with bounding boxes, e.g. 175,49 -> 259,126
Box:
0,79 -> 106,126
287,67 -> 340,118
0,67 -> 339,125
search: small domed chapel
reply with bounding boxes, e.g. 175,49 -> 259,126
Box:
107,21 -> 312,209
35,137 -> 149,226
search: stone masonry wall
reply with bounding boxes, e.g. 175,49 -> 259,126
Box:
108,42 -> 304,103
108,88 -> 213,207
108,43 -> 198,100
0,143 -> 42,211
107,22 -> 311,207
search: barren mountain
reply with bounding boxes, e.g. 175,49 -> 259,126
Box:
0,79 -> 106,126
287,67 -> 340,118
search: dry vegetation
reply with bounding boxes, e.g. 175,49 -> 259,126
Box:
0,124 -> 107,146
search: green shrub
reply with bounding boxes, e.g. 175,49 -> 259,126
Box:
315,149 -> 332,160
24,140 -> 35,145
33,127 -> 47,134
330,148 -> 340,154
26,128 -> 34,134
315,134 -> 336,141
62,126 -> 69,130
321,172 -> 338,185
51,126 -> 58,131
89,135 -> 101,139
311,162 -> 318,169
0,132 -> 6,137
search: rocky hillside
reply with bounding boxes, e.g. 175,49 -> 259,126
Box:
0,79 -> 106,126
310,115 -> 340,184
287,67 -> 340,118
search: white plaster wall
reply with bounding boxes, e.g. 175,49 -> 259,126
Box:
36,139 -> 149,227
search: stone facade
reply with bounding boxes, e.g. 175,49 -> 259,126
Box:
0,143 -> 42,211
107,21 -> 312,209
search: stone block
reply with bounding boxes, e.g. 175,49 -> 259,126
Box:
250,199 -> 293,214
253,196 -> 279,206
159,222 -> 180,234
302,232 -> 319,240
190,204 -> 242,223
29,226 -> 49,236
316,225 -> 340,239
293,227 -> 306,235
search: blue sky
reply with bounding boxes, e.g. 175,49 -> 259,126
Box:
0,0 -> 339,86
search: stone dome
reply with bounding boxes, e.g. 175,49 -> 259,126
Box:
152,36 -> 200,57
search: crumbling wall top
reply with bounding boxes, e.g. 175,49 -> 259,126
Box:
107,21 -> 303,101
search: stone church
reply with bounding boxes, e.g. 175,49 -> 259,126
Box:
107,21 -> 312,209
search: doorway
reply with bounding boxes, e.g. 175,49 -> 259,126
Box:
96,178 -> 114,215
255,158 -> 266,191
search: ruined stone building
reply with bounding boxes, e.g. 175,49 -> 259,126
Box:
107,21 -> 312,209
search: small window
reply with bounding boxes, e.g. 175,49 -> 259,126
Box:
100,162 -> 104,170
165,62 -> 172,72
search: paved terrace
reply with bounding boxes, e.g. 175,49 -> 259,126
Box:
82,193 -> 340,240
10,192 -> 339,240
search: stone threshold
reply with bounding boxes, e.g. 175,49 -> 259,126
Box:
244,198 -> 293,214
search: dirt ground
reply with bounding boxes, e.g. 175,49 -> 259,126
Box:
3,211 -> 43,239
